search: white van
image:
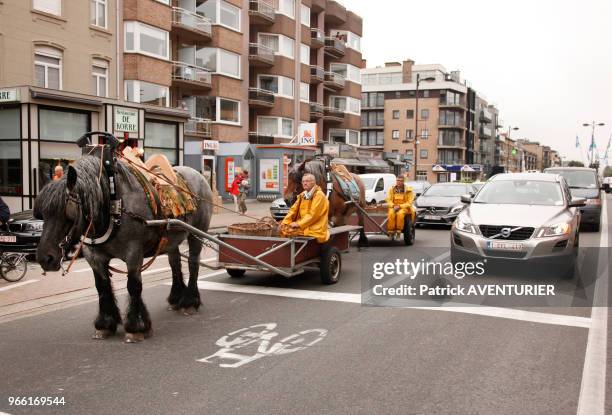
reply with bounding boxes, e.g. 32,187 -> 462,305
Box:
359,173 -> 397,204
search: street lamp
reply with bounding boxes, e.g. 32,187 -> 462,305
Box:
413,73 -> 435,181
583,121 -> 605,166
503,126 -> 519,172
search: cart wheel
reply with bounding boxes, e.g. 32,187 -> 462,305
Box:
226,268 -> 246,278
1,253 -> 27,282
320,247 -> 341,284
404,217 -> 415,246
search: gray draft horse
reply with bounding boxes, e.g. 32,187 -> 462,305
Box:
34,155 -> 213,342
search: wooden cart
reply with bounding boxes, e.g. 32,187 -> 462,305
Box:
345,204 -> 416,246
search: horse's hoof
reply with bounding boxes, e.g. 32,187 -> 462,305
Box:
181,307 -> 197,316
92,329 -> 112,340
124,332 -> 145,343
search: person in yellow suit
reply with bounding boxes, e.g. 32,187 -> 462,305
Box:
281,173 -> 330,243
386,176 -> 415,237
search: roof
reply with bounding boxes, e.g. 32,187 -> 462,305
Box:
490,173 -> 559,182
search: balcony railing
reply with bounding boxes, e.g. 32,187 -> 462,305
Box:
438,137 -> 466,147
311,29 -> 324,47
248,87 -> 275,107
438,118 -> 465,128
439,98 -> 466,108
323,106 -> 345,122
480,108 -> 492,122
249,43 -> 275,66
248,131 -> 275,144
184,118 -> 212,138
324,36 -> 346,57
324,71 -> 346,90
172,7 -> 212,38
480,125 -> 492,137
249,0 -> 275,24
310,102 -> 324,119
172,62 -> 211,87
310,65 -> 324,83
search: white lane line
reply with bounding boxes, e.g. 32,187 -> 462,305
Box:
577,197 -> 609,415
162,280 -> 591,329
0,279 -> 39,292
71,255 -> 215,274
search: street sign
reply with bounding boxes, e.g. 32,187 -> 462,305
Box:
297,123 -> 317,145
114,107 -> 139,133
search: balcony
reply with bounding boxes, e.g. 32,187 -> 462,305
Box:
311,29 -> 324,48
324,71 -> 346,91
480,108 -> 492,123
439,98 -> 467,110
310,102 -> 324,120
184,118 -> 212,138
324,36 -> 346,58
248,131 -> 275,144
249,43 -> 275,67
437,118 -> 466,129
171,62 -> 211,91
310,65 -> 324,83
249,0 -> 275,25
480,125 -> 492,138
323,106 -> 345,123
438,137 -> 466,148
172,8 -> 212,42
248,88 -> 275,108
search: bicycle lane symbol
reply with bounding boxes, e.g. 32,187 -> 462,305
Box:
197,323 -> 328,368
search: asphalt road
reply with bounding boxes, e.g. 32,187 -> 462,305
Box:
0,197 -> 610,415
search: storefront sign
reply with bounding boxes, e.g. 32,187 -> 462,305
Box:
297,123 -> 318,145
259,159 -> 280,192
202,140 -> 219,151
114,107 -> 139,133
0,88 -> 19,102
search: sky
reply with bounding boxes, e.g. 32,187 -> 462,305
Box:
337,0 -> 612,164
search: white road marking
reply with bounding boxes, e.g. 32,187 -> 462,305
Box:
577,197 -> 608,415
71,255 -> 215,274
0,279 -> 39,292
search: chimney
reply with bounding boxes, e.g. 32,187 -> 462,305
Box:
385,62 -> 401,67
402,59 -> 414,83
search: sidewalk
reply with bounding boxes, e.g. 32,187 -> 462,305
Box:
209,200 -> 273,228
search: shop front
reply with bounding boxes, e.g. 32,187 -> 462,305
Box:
432,164 -> 483,182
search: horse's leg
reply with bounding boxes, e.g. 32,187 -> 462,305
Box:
124,248 -> 152,343
167,245 -> 185,311
91,255 -> 121,339
357,204 -> 369,247
178,234 -> 202,315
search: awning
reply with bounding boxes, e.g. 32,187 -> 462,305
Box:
358,157 -> 389,168
432,164 -> 446,172
331,157 -> 370,167
388,159 -> 405,166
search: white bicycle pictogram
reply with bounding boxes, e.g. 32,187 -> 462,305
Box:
197,323 -> 328,368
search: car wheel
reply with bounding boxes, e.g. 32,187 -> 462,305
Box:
320,247 -> 341,284
403,216 -> 415,246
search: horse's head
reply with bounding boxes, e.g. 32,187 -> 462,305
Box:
34,165 -> 89,271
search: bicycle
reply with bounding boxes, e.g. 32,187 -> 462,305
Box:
0,252 -> 28,282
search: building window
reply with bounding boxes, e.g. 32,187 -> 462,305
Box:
405,150 -> 413,161
125,80 -> 169,107
329,129 -> 359,146
405,129 -> 413,140
392,110 -> 399,119
257,117 -> 294,138
196,47 -> 240,78
277,0 -> 295,19
300,82 -> 309,102
217,97 -> 240,124
417,170 -> 428,181
34,46 -> 62,89
91,58 -> 108,97
421,109 -> 429,120
421,129 -> 429,139
258,33 -> 294,59
329,29 -> 361,52
40,108 -> 89,142
423,90 -> 430,98
144,121 -> 178,165
329,96 -> 360,115
0,107 -> 22,195
392,130 -> 399,139
124,21 -> 169,60
300,43 -> 309,65
329,63 -> 361,84
91,0 -> 106,28
420,149 -> 428,159
406,109 -> 414,119
198,0 -> 241,31
33,0 -> 61,15
300,4 -> 310,26
258,75 -> 294,99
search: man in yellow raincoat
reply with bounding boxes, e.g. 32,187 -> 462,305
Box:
281,173 -> 330,243
386,175 -> 415,236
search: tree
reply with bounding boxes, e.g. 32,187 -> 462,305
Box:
567,160 -> 584,167
603,166 -> 612,177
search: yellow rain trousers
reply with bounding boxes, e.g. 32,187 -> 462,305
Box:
281,186 -> 330,243
386,186 -> 415,233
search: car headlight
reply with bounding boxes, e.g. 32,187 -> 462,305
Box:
449,204 -> 464,214
24,222 -> 44,232
271,200 -> 286,208
535,222 -> 571,238
455,217 -> 478,234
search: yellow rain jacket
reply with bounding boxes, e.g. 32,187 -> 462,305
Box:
281,185 -> 330,243
386,185 -> 415,232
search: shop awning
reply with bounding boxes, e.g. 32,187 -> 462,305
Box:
387,159 -> 405,166
331,158 -> 370,167
358,158 -> 390,169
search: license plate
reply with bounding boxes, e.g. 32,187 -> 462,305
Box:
423,215 -> 440,220
487,241 -> 523,251
0,235 -> 16,243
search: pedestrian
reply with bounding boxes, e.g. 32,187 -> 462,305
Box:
238,170 -> 250,214
230,172 -> 244,212
0,196 -> 10,228
52,165 -> 64,181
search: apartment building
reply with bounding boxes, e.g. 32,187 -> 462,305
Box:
0,0 -> 363,209
361,60 -> 488,183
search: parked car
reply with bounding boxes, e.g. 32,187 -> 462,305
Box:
415,182 -> 477,226
603,176 -> 612,193
404,180 -> 431,197
543,167 -> 607,231
359,173 -> 397,204
0,210 -> 43,257
451,173 -> 584,278
270,198 -> 290,221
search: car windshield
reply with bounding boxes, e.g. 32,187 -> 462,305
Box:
423,184 -> 469,197
474,180 -> 563,206
549,170 -> 597,188
361,177 -> 377,189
